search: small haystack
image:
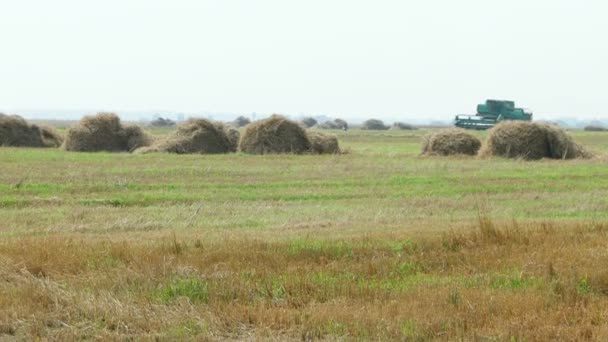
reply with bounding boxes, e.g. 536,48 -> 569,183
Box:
0,113 -> 63,147
421,129 -> 481,156
307,131 -> 340,154
361,119 -> 389,130
136,118 -> 236,154
239,114 -> 311,154
63,112 -> 152,152
479,121 -> 591,160
391,122 -> 417,130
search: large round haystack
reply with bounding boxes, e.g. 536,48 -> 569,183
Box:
307,131 -> 340,154
391,122 -> 417,130
479,121 -> 591,160
63,112 -> 152,152
0,113 -> 62,148
136,118 -> 236,154
421,129 -> 481,156
362,119 -> 389,130
239,114 -> 311,154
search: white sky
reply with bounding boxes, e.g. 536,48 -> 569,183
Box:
1,0 -> 607,120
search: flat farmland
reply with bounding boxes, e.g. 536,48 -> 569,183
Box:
2,129 -> 608,340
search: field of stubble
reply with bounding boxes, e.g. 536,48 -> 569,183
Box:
1,128 -> 608,340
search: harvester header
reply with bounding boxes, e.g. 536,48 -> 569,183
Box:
454,99 -> 532,130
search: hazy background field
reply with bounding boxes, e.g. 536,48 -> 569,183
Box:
1,128 -> 608,340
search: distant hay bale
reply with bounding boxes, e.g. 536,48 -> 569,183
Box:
421,129 -> 481,156
0,113 -> 63,148
63,112 -> 152,152
479,121 -> 591,160
301,117 -> 318,128
233,116 -> 251,127
361,119 -> 389,130
136,118 -> 235,154
307,131 -> 340,154
584,125 -> 606,132
239,114 -> 311,154
391,122 -> 417,130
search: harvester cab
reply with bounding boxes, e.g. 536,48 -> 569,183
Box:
454,99 -> 533,130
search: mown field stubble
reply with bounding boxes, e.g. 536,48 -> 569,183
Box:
2,128 -> 608,340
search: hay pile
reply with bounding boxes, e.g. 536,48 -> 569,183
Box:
0,113 -> 63,147
136,118 -> 237,154
391,122 -> 417,130
421,129 -> 481,156
361,119 -> 389,130
63,112 -> 151,152
239,115 -> 311,154
307,131 -> 340,154
584,125 -> 606,132
479,121 -> 591,160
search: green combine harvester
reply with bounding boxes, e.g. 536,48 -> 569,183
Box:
454,99 -> 533,130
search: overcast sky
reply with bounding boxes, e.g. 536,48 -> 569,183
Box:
1,0 -> 607,120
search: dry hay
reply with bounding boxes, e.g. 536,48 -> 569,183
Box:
239,114 -> 311,154
584,125 -> 606,132
391,122 -> 417,130
0,113 -> 63,147
63,112 -> 152,152
307,131 -> 340,154
136,118 -> 236,154
479,121 -> 591,160
361,119 -> 389,130
421,129 -> 481,156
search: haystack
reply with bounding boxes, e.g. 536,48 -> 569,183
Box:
361,119 -> 389,130
307,131 -> 340,154
421,129 -> 481,156
239,114 -> 311,154
0,113 -> 63,147
136,118 -> 235,154
479,121 -> 591,160
63,112 -> 151,152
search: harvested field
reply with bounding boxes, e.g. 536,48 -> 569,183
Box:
2,128 -> 608,340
